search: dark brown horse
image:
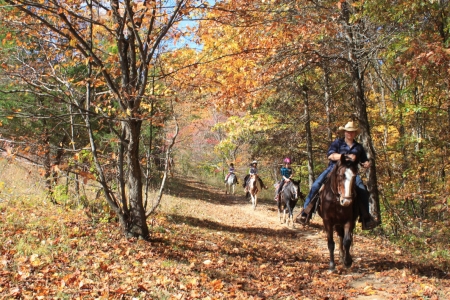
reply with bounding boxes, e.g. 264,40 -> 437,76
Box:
318,154 -> 360,270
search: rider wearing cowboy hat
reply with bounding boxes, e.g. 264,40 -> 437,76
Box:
299,121 -> 377,230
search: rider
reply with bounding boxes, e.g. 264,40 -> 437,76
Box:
299,121 -> 377,230
224,163 -> 238,184
274,157 -> 293,201
243,160 -> 268,190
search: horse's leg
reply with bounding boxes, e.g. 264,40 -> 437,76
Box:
278,201 -> 283,223
285,202 -> 290,226
324,223 -> 336,270
277,201 -> 283,224
289,203 -> 295,229
342,223 -> 353,268
336,226 -> 345,264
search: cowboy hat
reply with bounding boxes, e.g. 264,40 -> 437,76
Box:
338,121 -> 361,134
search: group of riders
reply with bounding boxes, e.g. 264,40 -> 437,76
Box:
224,121 -> 378,230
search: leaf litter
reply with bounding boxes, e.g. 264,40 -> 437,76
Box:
0,175 -> 449,299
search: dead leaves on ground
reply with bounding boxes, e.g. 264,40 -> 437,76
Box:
1,196 -> 450,299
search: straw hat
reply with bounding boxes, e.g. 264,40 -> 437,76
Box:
338,121 -> 361,135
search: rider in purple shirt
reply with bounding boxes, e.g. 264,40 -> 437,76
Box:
299,121 -> 377,230
224,163 -> 238,183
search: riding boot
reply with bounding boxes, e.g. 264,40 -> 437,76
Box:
296,210 -> 308,224
362,217 -> 378,230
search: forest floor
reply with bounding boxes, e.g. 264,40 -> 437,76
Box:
0,164 -> 449,299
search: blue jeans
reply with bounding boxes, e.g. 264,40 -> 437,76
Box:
303,165 -> 333,211
302,166 -> 370,217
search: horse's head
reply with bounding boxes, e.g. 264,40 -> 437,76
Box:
290,180 -> 300,199
283,180 -> 303,201
332,154 -> 358,206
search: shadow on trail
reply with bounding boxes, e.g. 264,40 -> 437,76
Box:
160,176 -> 449,280
155,215 -> 449,281
363,258 -> 449,279
165,176 -> 275,207
166,213 -> 313,239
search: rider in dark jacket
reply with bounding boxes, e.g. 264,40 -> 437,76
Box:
243,161 -> 268,190
299,121 -> 378,230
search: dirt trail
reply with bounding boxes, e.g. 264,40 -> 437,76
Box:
162,176 -> 450,299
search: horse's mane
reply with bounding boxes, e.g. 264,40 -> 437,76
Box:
329,162 -> 340,195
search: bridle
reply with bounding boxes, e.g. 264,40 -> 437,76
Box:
332,158 -> 357,207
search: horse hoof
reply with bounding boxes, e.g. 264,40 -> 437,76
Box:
329,263 -> 336,271
344,260 -> 353,268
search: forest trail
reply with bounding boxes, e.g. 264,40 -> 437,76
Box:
1,164 -> 449,299
161,175 -> 450,299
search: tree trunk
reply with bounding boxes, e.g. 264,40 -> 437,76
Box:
125,119 -> 149,238
341,0 -> 381,223
322,63 -> 333,143
352,65 -> 382,223
301,85 -> 315,188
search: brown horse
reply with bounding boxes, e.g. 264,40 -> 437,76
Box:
318,154 -> 360,270
247,174 -> 261,210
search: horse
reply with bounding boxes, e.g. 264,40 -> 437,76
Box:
318,154 -> 360,271
247,174 -> 261,210
225,173 -> 237,195
277,180 -> 303,228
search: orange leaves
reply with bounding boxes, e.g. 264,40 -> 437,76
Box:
210,279 -> 224,291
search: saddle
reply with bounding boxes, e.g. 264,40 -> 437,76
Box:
303,186 -> 323,215
302,185 -> 368,223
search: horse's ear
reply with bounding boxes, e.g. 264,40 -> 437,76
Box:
292,179 -> 300,186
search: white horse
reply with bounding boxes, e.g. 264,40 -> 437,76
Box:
247,174 -> 261,210
225,173 -> 237,195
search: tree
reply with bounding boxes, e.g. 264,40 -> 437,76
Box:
1,0 -> 200,239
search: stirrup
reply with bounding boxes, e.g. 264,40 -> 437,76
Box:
296,211 -> 308,224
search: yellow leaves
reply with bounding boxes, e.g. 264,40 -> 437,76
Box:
85,56 -> 93,65
69,39 -> 77,47
29,254 -> 42,267
363,285 -> 377,295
